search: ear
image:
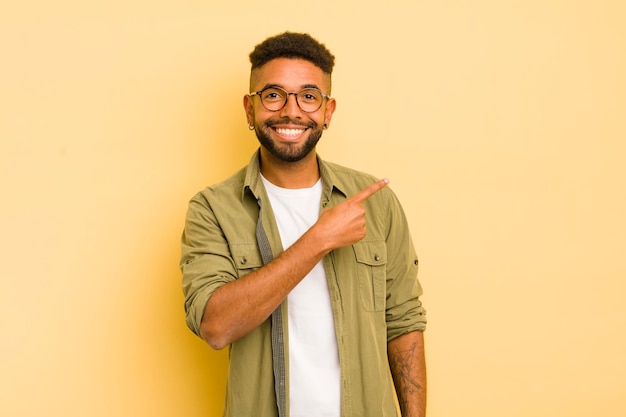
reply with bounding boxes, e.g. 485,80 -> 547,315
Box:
243,94 -> 254,126
323,97 -> 337,129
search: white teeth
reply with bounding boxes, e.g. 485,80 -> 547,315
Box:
276,128 -> 305,136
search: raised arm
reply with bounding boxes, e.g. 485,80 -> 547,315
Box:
199,178 -> 390,350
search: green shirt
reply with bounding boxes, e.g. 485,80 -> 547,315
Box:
181,150 -> 426,417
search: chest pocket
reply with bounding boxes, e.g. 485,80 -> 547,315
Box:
230,243 -> 264,278
353,240 -> 387,312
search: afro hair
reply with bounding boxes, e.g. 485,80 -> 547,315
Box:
249,32 -> 335,75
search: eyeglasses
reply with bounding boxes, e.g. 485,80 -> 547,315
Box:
249,86 -> 329,113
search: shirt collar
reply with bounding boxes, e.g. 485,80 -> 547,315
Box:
242,149 -> 263,200
242,149 -> 348,201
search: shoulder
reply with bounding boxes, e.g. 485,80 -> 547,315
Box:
325,160 -> 378,181
321,159 -> 396,203
191,166 -> 248,204
322,159 -> 379,189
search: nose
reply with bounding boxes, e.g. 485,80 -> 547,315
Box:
279,93 -> 302,118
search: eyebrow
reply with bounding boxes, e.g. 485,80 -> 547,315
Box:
257,83 -> 322,92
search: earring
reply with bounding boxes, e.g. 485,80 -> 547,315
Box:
248,124 -> 255,130
323,123 -> 328,129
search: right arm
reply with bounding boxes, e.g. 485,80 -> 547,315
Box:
199,178 -> 389,350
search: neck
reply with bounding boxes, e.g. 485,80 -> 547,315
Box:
259,149 -> 320,189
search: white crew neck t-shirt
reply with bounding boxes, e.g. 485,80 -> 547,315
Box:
261,175 -> 340,417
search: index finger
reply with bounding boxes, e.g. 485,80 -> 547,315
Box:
350,178 -> 390,204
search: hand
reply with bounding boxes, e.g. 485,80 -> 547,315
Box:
314,178 -> 389,251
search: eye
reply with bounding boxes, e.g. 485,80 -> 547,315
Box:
300,89 -> 322,103
262,88 -> 286,102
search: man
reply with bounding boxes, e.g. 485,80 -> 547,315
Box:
181,32 -> 427,417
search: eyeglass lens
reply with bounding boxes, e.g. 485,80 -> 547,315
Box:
260,88 -> 324,112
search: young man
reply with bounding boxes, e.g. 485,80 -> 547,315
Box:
181,32 -> 427,417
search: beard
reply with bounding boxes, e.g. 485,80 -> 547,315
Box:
254,117 -> 323,163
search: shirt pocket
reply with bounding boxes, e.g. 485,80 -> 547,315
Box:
230,243 -> 264,278
353,240 -> 387,312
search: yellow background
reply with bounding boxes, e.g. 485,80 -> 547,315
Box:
1,1 -> 624,416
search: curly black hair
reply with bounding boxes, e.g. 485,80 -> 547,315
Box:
249,32 -> 335,74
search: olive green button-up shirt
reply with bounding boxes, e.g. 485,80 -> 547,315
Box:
181,150 -> 426,417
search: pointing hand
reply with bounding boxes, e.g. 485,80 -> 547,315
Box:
314,178 -> 389,250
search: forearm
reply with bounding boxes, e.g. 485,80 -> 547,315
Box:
197,178 -> 389,349
200,226 -> 330,349
388,330 -> 427,417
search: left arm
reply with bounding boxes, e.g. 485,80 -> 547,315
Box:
388,330 -> 427,417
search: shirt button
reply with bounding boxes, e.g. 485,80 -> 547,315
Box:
240,257 -> 247,265
374,255 -> 380,262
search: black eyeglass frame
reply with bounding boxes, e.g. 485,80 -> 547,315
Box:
249,86 -> 330,113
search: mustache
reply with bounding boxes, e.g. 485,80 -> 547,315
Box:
265,118 -> 317,129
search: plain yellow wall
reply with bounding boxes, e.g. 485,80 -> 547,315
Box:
1,1 -> 624,416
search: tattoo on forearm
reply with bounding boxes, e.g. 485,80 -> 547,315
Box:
389,341 -> 424,416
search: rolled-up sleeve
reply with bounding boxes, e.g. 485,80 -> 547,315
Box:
180,192 -> 237,337
382,190 -> 427,341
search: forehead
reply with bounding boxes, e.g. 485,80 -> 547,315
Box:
250,58 -> 331,92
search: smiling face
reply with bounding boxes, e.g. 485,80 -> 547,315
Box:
244,58 -> 336,164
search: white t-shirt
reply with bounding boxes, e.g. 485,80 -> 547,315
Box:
261,175 -> 341,417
